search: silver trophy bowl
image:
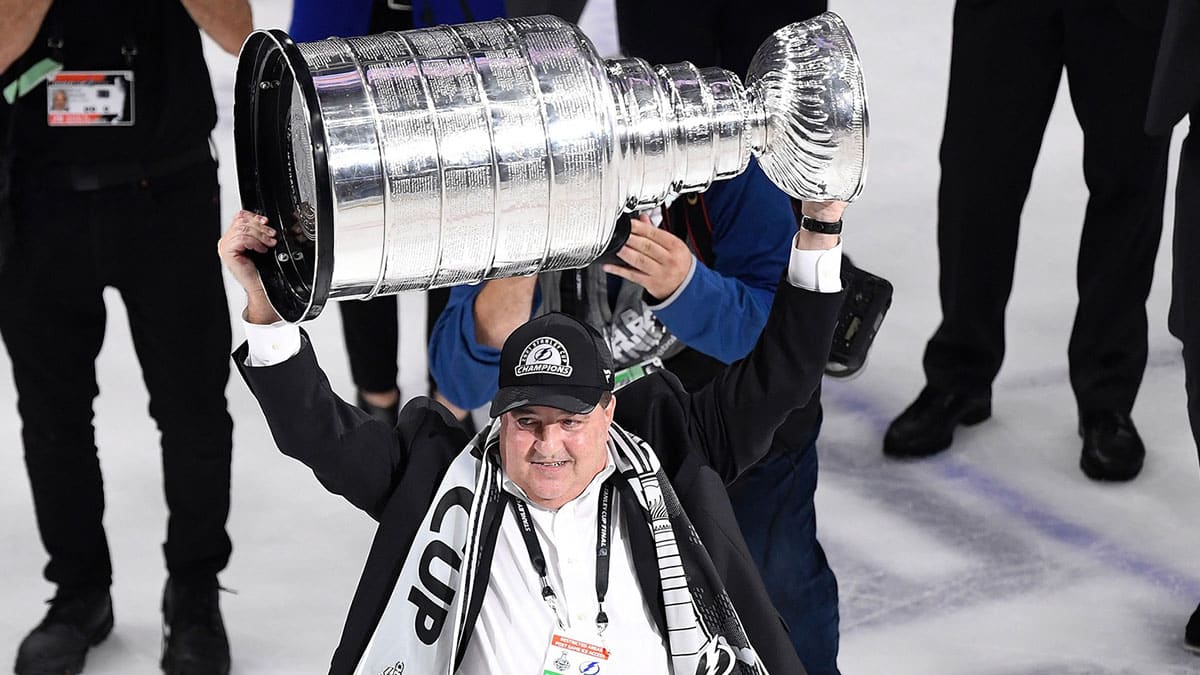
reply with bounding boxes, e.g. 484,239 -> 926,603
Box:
234,13 -> 867,323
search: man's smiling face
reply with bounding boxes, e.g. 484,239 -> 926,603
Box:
498,397 -> 615,510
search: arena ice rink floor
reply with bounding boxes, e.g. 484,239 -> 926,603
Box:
1,0 -> 1197,672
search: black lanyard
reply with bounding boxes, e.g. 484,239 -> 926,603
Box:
509,479 -> 615,634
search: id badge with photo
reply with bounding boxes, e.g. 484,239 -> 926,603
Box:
46,70 -> 135,127
540,628 -> 610,675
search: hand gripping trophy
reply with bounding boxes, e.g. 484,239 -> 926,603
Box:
234,13 -> 868,322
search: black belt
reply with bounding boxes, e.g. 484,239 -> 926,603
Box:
19,142 -> 214,192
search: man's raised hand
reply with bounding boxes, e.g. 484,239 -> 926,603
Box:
218,210 -> 282,324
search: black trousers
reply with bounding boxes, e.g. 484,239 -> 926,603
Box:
923,0 -> 1171,414
615,0 -> 826,77
1171,111 -> 1200,454
336,1 -> 452,399
0,159 -> 233,590
338,287 -> 451,395
506,0 -> 585,23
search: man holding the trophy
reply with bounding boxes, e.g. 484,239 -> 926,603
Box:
220,195 -> 846,674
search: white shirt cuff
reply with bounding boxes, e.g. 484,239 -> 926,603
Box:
243,317 -> 302,367
788,234 -> 843,293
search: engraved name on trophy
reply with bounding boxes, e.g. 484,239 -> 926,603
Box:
234,12 -> 867,322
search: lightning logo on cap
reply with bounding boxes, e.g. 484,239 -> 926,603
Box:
515,337 -> 573,377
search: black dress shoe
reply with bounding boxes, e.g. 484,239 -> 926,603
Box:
161,578 -> 230,675
1078,410 -> 1145,482
15,587 -> 113,675
883,387 -> 992,458
1186,603 -> 1200,654
356,392 -> 400,428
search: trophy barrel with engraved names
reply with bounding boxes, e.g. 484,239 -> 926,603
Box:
234,12 -> 867,322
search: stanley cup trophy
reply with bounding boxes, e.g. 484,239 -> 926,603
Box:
234,13 -> 867,323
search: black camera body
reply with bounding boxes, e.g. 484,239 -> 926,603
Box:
827,259 -> 893,378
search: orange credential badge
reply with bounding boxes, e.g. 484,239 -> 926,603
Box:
46,71 -> 134,127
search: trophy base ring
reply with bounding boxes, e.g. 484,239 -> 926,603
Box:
234,29 -> 334,324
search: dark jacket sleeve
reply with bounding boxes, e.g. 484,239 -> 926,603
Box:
234,334 -> 462,520
677,278 -> 841,484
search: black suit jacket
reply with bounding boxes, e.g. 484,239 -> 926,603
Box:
1147,0 -> 1200,134
236,278 -> 842,675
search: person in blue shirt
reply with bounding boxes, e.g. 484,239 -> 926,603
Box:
430,159 -> 844,673
289,0 -> 506,42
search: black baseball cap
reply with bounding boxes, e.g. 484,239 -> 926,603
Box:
489,312 -> 615,418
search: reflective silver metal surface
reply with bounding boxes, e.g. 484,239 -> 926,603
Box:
234,12 -> 868,323
747,12 -> 868,202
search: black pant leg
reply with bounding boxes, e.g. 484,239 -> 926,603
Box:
102,161 -> 234,582
923,1 -> 1065,397
1171,114 -> 1200,453
715,0 -> 827,77
616,0 -> 826,72
506,0 -> 586,23
1060,2 -> 1170,414
615,0 -> 719,64
0,176 -> 111,590
338,297 -> 400,394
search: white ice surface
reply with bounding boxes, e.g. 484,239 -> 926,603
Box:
1,1 -> 1196,673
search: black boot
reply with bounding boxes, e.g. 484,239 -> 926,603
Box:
161,578 -> 230,675
883,386 -> 992,458
1078,411 -> 1145,482
1186,603 -> 1200,654
15,587 -> 113,675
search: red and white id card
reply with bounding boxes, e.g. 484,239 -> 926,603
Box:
540,629 -> 610,675
46,70 -> 135,127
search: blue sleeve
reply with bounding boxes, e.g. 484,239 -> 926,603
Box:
651,159 -> 795,363
288,0 -> 373,41
427,283 -> 540,410
411,0 -> 507,26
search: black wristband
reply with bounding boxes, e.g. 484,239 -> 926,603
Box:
799,215 -> 843,235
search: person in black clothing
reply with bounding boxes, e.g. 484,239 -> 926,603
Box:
0,1 -> 250,673
884,0 -> 1172,482
1144,0 -> 1200,651
615,0 -> 827,79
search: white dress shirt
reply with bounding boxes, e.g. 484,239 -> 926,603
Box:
459,451 -> 671,674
